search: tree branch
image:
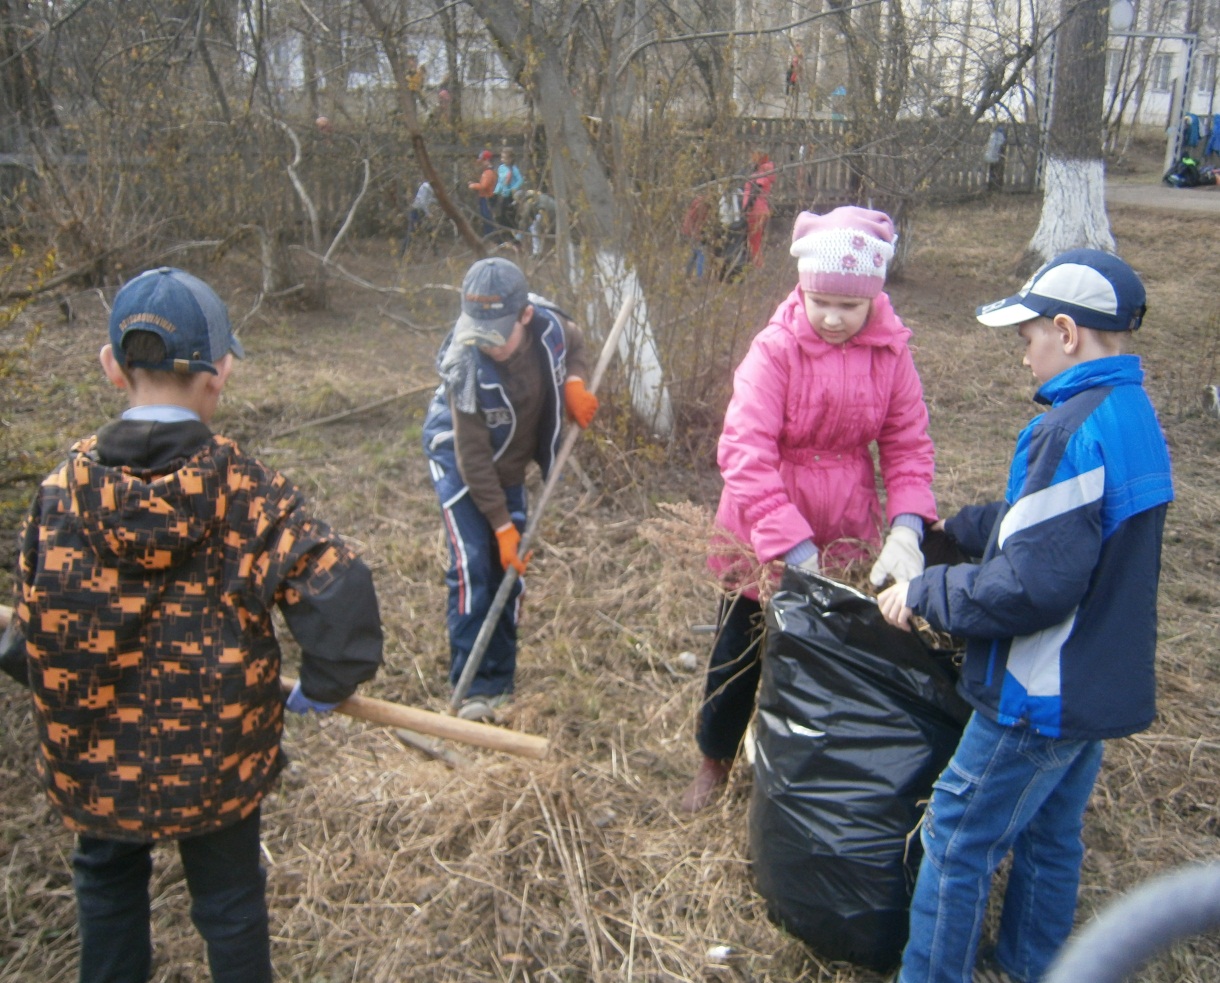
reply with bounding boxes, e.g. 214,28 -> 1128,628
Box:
615,0 -> 885,80
273,119 -> 321,253
323,158 -> 371,263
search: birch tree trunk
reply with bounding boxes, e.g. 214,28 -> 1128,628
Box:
464,0 -> 674,436
1025,0 -> 1116,269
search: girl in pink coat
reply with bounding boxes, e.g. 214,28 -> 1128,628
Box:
681,206 -> 938,812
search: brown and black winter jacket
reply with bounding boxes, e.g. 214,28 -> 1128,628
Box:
7,419 -> 382,841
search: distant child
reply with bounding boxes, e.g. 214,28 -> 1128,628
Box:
469,149 -> 497,237
521,189 -> 556,257
877,249 -> 1174,983
681,189 -> 715,279
680,206 -> 938,812
493,146 -> 524,241
400,178 -> 437,257
422,257 -> 597,722
740,150 -> 776,265
1,267 -> 384,982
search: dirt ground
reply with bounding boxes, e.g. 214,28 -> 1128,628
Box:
1,177 -> 1219,982
1106,180 -> 1220,215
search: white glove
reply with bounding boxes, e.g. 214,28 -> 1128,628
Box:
869,525 -> 924,588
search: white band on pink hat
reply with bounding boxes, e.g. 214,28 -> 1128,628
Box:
790,207 -> 896,299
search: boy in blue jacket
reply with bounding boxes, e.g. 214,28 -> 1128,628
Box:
421,258 -> 596,722
877,249 -> 1174,983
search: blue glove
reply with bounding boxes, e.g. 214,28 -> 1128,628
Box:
285,679 -> 340,714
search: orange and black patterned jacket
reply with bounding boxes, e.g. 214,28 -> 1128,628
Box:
10,419 -> 382,842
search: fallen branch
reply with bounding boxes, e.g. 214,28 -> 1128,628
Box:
394,727 -> 469,768
0,226 -> 262,304
376,305 -> 444,333
266,383 -> 434,440
289,248 -> 411,296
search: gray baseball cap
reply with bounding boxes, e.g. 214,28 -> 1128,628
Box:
453,258 -> 529,347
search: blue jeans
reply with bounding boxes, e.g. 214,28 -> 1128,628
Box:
898,712 -> 1104,983
73,809 -> 271,983
477,197 -> 494,237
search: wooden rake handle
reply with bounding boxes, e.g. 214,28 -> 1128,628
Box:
281,677 -> 548,760
0,606 -> 547,760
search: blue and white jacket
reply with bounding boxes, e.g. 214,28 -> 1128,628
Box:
421,306 -> 568,510
908,355 -> 1174,740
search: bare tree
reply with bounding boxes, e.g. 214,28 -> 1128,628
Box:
356,0 -> 483,255
0,0 -> 61,151
1025,0 -> 1116,268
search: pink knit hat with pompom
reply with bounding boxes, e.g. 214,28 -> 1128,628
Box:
789,206 -> 896,298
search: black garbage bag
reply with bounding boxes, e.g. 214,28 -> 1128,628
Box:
748,566 -> 971,973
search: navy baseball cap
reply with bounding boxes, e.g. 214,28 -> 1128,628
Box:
975,248 -> 1146,332
453,257 -> 529,347
109,267 -> 245,374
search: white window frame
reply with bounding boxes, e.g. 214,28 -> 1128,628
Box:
1197,53 -> 1216,93
1149,53 -> 1173,92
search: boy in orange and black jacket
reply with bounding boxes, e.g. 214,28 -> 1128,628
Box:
0,267 -> 383,983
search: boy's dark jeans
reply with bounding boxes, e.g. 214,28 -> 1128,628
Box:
72,808 -> 272,983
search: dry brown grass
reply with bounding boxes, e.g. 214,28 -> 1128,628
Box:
2,180 -> 1219,981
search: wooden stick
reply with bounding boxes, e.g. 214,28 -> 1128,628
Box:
449,292 -> 637,711
0,604 -> 547,761
394,727 -> 469,769
282,677 -> 548,760
267,382 -> 434,440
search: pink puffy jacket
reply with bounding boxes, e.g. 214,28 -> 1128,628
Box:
709,287 -> 937,593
